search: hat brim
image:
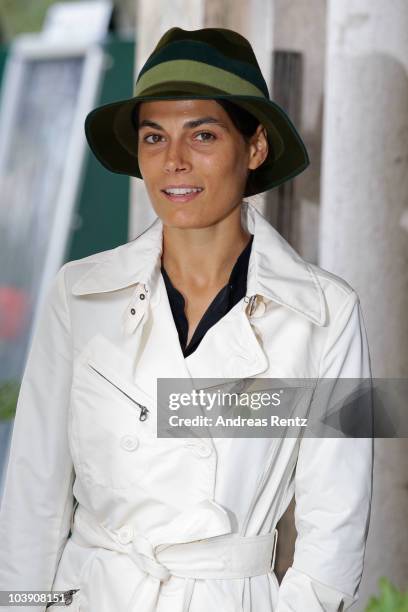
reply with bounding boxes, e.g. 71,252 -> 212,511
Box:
84,85 -> 309,197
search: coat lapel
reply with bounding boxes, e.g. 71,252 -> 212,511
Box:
183,300 -> 269,382
70,201 -> 326,390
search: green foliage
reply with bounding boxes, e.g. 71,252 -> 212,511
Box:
0,380 -> 20,421
0,0 -> 136,44
0,0 -> 79,41
366,577 -> 408,612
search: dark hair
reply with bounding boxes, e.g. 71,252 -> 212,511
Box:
215,99 -> 259,141
131,99 -> 270,194
215,99 -> 268,195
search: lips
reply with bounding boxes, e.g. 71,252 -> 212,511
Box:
161,186 -> 204,195
160,185 -> 204,203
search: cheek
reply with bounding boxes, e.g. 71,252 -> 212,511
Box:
137,152 -> 156,183
197,150 -> 247,190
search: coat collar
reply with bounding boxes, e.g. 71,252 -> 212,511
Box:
71,201 -> 326,326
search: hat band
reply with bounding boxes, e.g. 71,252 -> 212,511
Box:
134,59 -> 266,98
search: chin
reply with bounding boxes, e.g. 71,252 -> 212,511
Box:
152,199 -> 200,224
162,212 -> 209,230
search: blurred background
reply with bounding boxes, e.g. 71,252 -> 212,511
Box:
0,1 -> 406,610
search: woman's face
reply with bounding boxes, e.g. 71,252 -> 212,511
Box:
137,99 -> 268,228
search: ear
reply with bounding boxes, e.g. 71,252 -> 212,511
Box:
248,124 -> 269,171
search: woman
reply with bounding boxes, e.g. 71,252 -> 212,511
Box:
0,27 -> 373,612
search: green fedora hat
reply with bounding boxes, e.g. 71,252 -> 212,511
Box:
84,27 -> 310,197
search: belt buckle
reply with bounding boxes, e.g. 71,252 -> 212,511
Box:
270,528 -> 278,571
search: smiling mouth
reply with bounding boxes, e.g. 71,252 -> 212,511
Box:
161,187 -> 204,196
160,187 -> 204,202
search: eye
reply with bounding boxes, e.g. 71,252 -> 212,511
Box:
195,132 -> 216,142
143,133 -> 164,144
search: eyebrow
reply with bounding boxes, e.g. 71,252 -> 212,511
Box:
138,116 -> 227,130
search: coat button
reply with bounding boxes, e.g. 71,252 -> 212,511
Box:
120,435 -> 139,452
195,444 -> 212,458
118,525 -> 133,545
251,298 -> 266,317
139,293 -> 146,300
130,308 -> 136,315
256,300 -> 266,316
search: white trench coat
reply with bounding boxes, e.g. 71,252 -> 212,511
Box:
0,201 -> 373,612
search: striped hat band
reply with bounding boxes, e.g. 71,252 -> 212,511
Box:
134,59 -> 266,99
134,39 -> 270,99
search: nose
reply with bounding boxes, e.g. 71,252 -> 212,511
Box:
164,138 -> 191,174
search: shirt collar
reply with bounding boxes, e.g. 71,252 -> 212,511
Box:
71,201 -> 326,326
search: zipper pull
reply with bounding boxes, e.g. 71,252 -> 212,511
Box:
64,590 -> 79,605
46,589 -> 79,608
139,405 -> 149,421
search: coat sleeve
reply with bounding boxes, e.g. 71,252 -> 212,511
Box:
276,290 -> 374,612
0,264 -> 75,612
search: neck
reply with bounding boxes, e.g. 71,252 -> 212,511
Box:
161,205 -> 251,291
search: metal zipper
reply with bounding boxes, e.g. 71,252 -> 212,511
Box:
88,364 -> 150,421
46,589 -> 79,608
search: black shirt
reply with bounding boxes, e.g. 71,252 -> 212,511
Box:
161,234 -> 254,357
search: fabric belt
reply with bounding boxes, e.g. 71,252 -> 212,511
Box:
70,503 -> 279,612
